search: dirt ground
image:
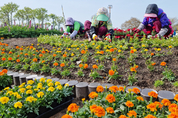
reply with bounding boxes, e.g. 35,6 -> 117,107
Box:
2,37 -> 178,117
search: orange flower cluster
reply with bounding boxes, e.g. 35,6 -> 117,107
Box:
174,94 -> 178,101
151,53 -> 154,56
20,48 -> 23,51
119,115 -> 127,118
126,101 -> 134,108
39,54 -> 43,57
127,110 -> 137,117
169,103 -> 178,113
118,86 -> 124,92
42,51 -> 46,54
147,103 -> 157,112
152,63 -> 156,66
0,69 -> 8,76
109,86 -> 119,93
33,58 -> 37,62
106,107 -> 114,114
83,64 -> 88,69
2,57 -> 6,61
112,58 -> 116,61
105,94 -> 115,103
90,104 -> 97,113
60,63 -> 65,67
168,112 -> 178,118
8,57 -> 12,61
109,70 -> 115,76
110,48 -> 114,52
130,65 -> 138,72
160,62 -> 166,66
100,51 -> 104,54
16,46 -> 19,49
53,62 -> 58,66
81,50 -> 86,54
30,46 -> 33,49
130,50 -> 134,53
154,101 -> 163,109
94,106 -> 105,117
63,54 -> 67,58
132,88 -> 140,94
148,91 -> 158,98
92,64 -> 98,69
88,92 -> 98,99
161,99 -> 171,106
1,52 -> 5,54
61,114 -> 72,118
67,103 -> 79,113
42,60 -> 45,63
137,96 -> 144,101
79,64 -> 83,68
96,85 -> 104,92
9,51 -> 12,54
16,59 -> 20,62
53,54 -> 57,57
144,114 -> 157,118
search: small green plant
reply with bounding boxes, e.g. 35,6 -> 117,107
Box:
76,69 -> 85,77
154,80 -> 164,87
172,81 -> 178,88
40,65 -> 51,73
14,64 -> 22,71
98,64 -> 105,70
61,69 -> 70,77
50,68 -> 60,75
162,67 -> 176,81
89,70 -> 101,79
30,63 -> 40,72
22,63 -> 30,71
128,73 -> 137,85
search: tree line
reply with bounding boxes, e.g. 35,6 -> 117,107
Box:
0,2 -> 65,29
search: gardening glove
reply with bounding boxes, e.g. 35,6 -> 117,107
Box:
92,34 -> 98,41
70,30 -> 78,39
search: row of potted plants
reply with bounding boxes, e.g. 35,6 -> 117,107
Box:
62,86 -> 178,118
0,78 -> 73,117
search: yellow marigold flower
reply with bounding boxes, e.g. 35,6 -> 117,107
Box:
47,79 -> 52,83
71,53 -> 75,56
34,89 -> 39,91
26,96 -> 36,103
55,81 -> 61,86
65,83 -> 69,87
130,47 -> 134,49
14,102 -> 23,108
26,85 -> 32,89
26,90 -> 33,94
4,87 -> 10,90
133,49 -> 137,52
37,92 -> 44,98
120,45 -> 123,48
48,82 -> 54,87
0,97 -> 10,104
92,43 -> 95,45
40,78 -> 45,83
27,80 -> 34,85
157,48 -> 161,51
82,98 -> 85,101
37,85 -> 43,89
6,91 -> 13,96
142,44 -> 146,47
19,88 -> 26,93
48,87 -> 55,92
16,94 -> 22,99
144,49 -> 148,51
169,45 -> 172,48
56,85 -> 63,90
118,49 -> 122,53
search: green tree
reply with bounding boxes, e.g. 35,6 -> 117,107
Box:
0,5 -> 10,25
56,16 -> 64,30
36,8 -> 48,28
14,9 -> 25,25
23,7 -> 32,25
49,13 -> 56,29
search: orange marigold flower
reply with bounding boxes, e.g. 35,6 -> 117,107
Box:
53,62 -> 58,66
137,96 -> 144,101
174,94 -> 178,101
42,60 -> 45,63
135,65 -> 139,68
130,50 -> 134,53
127,110 -> 137,118
130,67 -> 136,72
67,103 -> 79,113
2,57 -> 6,61
100,51 -> 104,54
60,63 -> 65,67
36,50 -> 38,52
94,106 -> 105,117
109,86 -> 119,93
2,69 -> 7,74
8,57 -> 12,61
167,112 -> 178,118
92,64 -> 98,69
61,114 -> 72,118
110,48 -> 114,52
17,55 -> 20,57
151,53 -> 154,56
169,103 -> 178,113
109,70 -> 115,76
63,54 -> 67,57
30,46 -> 33,49
5,44 -> 8,46
84,64 -> 88,69
33,54 -> 35,56
16,59 -> 20,62
0,72 -> 4,76
118,86 -> 124,92
79,64 -> 83,68
144,114 -> 157,118
147,103 -> 157,112
20,48 -> 23,51
160,62 -> 166,66
1,49 -> 5,51
39,54 -> 43,57
105,94 -> 115,103
125,101 -> 134,108
81,50 -> 86,54
119,115 -> 127,118
90,104 -> 97,113
89,92 -> 98,99
16,46 -> 19,49
161,99 -> 171,106
132,88 -> 140,94
148,91 -> 158,98
53,54 -> 57,57
42,51 -> 46,54
33,58 -> 37,62
9,51 -> 12,54
152,63 -> 156,66
112,58 -> 116,61
1,52 -> 5,54
96,85 -> 104,92
154,101 -> 163,109
25,53 -> 28,56
106,107 -> 114,114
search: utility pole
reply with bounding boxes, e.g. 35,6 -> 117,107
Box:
108,5 -> 113,19
61,5 -> 66,30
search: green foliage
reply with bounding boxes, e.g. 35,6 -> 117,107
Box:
89,70 -> 102,79
128,73 -> 137,85
0,73 -> 12,88
162,67 -> 176,81
172,81 -> 178,88
61,69 -> 70,77
76,69 -> 85,77
154,80 -> 164,87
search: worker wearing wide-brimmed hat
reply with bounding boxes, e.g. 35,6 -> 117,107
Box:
134,4 -> 173,38
62,17 -> 84,39
84,7 -> 114,41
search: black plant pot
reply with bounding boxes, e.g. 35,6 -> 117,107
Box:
39,106 -> 48,115
26,112 -> 38,118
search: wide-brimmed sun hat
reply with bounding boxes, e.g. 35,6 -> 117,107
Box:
96,7 -> 109,21
65,17 -> 74,26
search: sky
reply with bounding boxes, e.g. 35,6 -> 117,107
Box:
0,0 -> 178,28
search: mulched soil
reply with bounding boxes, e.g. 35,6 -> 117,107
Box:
2,37 -> 178,117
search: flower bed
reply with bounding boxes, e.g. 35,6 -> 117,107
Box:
0,78 -> 73,117
0,69 -> 12,90
62,86 -> 178,118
